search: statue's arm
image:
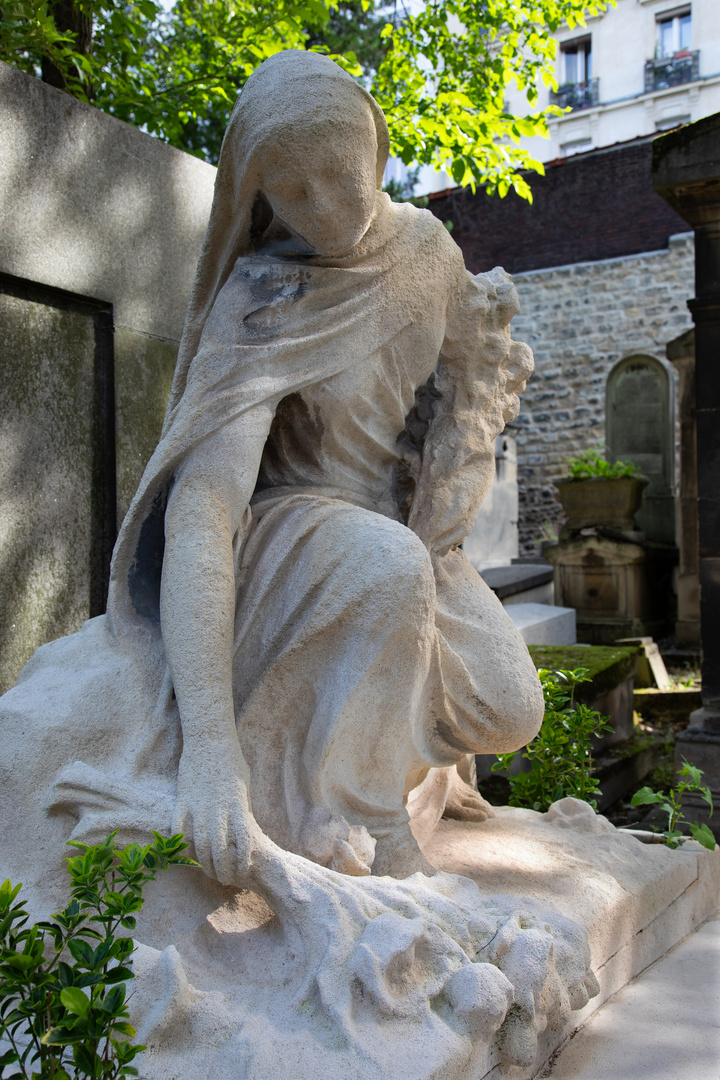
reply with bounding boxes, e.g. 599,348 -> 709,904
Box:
161,404 -> 275,884
406,268 -> 533,556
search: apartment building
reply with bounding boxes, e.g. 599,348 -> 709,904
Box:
515,0 -> 720,162
400,0 -> 720,195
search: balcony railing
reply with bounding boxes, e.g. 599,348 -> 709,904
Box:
644,50 -> 700,93
550,77 -> 600,111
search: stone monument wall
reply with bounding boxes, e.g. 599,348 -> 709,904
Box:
510,235 -> 694,553
430,136 -> 697,555
0,62 -> 216,691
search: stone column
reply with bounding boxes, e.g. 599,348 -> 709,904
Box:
653,113 -> 720,831
666,328 -> 700,649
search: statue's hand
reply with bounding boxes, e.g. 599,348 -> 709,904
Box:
173,737 -> 261,886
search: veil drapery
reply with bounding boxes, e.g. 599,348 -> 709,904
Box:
164,50 -> 391,426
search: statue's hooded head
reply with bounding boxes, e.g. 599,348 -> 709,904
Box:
169,51 -> 391,418
237,51 -> 389,259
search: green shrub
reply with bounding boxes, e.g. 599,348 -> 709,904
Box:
1,831 -> 197,1079
492,668 -> 612,813
564,446 -> 643,481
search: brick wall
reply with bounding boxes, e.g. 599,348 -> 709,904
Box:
510,235 -> 694,553
429,138 -> 689,274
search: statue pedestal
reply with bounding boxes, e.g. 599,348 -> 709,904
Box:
117,801 -> 719,1080
423,803 -> 720,1079
544,534 -> 676,645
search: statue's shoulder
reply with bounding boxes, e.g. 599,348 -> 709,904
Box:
384,200 -> 464,275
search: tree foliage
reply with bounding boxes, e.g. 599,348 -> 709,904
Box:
372,0 -> 613,197
0,0 -> 613,197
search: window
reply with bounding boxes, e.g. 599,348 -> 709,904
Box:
562,37 -> 592,85
657,8 -> 691,58
655,114 -> 691,131
561,138 -> 593,157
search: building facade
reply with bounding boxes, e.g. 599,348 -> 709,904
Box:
404,0 -> 720,196
511,0 -> 720,162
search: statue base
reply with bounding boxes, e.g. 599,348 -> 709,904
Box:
113,801 -> 719,1080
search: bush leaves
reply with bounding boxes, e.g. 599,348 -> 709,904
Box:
1,833 -> 198,1078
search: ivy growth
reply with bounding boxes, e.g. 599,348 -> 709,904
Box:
0,831 -> 197,1079
492,668 -> 612,813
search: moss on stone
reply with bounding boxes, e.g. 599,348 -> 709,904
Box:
528,644 -> 639,701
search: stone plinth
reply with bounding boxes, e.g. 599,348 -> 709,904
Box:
545,534 -> 675,645
424,802 -> 720,1079
480,564 -> 554,607
506,602 -> 576,645
5,799 -> 706,1080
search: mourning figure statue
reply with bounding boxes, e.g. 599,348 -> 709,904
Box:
1,50 -> 543,886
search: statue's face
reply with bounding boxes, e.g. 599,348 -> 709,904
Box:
259,115 -> 378,258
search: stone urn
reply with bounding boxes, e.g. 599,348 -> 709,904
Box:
554,476 -> 648,535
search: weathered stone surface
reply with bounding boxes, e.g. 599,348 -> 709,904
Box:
0,50 -> 575,1080
480,563 -> 554,606
0,61 -> 216,688
506,602 -> 577,645
1,51 -> 708,1080
545,534 -> 675,644
544,912 -> 720,1080
0,289 -> 99,693
527,644 -> 638,702
464,433 -> 520,570
606,355 -> 675,544
113,328 -> 179,521
0,60 -> 215,343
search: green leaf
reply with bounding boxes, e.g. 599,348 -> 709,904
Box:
4,953 -> 40,973
631,788 -> 667,808
688,822 -> 717,851
102,965 -> 135,985
67,938 -> 96,967
41,1025 -> 85,1046
60,986 -> 90,1018
111,1021 -> 137,1037
679,761 -> 704,788
73,1041 -> 101,1074
102,983 -> 126,1013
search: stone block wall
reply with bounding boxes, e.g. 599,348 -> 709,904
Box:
430,136 -> 697,556
0,62 -> 216,691
510,234 -> 694,554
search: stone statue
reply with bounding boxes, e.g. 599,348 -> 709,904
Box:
0,51 -> 600,1080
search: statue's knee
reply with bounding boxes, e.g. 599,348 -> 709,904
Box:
478,678 -> 544,755
362,518 -> 434,600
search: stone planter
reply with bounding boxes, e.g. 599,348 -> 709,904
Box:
554,476 -> 648,534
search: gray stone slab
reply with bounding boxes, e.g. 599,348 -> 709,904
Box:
0,61 -> 215,343
426,808 -> 720,1080
506,602 -> 576,645
544,911 -> 720,1080
480,563 -> 554,599
0,289 -> 98,693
